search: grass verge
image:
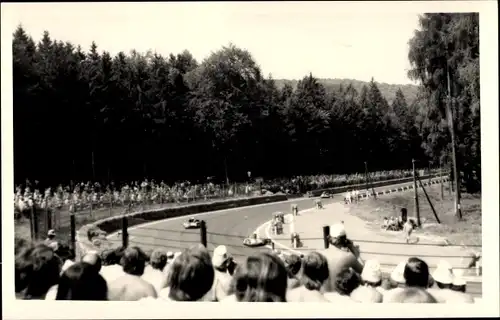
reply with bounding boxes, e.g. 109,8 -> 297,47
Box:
347,182 -> 482,249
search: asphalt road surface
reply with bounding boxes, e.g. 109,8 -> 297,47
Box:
107,179 -> 481,298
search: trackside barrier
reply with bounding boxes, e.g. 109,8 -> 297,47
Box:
75,175 -> 448,257
76,194 -> 288,257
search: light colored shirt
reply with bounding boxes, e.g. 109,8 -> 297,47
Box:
141,265 -> 167,294
107,274 -> 157,301
350,285 -> 383,303
100,264 -> 126,284
427,288 -> 475,303
287,286 -> 330,302
323,292 -> 356,303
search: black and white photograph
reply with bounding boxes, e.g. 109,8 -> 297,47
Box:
2,1 -> 498,318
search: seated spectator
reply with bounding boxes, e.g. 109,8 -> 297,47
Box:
427,261 -> 474,303
321,223 -> 363,292
385,257 -> 431,302
56,262 -> 108,300
350,259 -> 383,302
100,247 -> 126,284
208,245 -> 234,301
82,251 -> 102,273
385,287 -> 437,303
388,261 -> 407,289
142,249 -> 168,294
282,254 -> 302,290
15,243 -> 62,300
451,274 -> 467,293
161,244 -> 214,301
225,252 -> 287,302
107,246 -> 157,301
324,267 -> 360,303
287,252 -> 330,302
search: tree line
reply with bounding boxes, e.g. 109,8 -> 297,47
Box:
12,13 -> 479,192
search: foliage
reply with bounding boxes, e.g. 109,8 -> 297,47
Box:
407,13 -> 480,193
12,23 -> 476,189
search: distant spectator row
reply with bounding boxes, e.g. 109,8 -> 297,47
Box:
14,169 -> 437,216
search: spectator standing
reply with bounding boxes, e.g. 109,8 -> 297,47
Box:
287,252 -> 330,302
321,223 -> 363,292
107,246 -> 157,301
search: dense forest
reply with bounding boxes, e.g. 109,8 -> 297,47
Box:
11,13 -> 480,192
274,79 -> 420,106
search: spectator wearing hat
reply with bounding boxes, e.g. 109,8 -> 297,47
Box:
107,246 -> 157,301
321,223 -> 363,292
287,252 -> 330,302
44,229 -> 59,251
350,259 -> 384,302
451,272 -> 467,293
208,245 -> 234,301
161,244 -> 214,301
142,249 -> 168,294
427,261 -> 474,303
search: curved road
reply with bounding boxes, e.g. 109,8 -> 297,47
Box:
106,178 -> 481,297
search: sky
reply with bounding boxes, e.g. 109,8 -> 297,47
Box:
0,2 -> 466,85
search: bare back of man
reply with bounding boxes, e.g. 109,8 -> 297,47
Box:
108,274 -> 158,301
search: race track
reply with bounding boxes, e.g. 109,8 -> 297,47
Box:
106,179 -> 481,297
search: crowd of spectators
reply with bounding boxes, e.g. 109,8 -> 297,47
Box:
15,223 -> 476,303
14,170 -> 423,218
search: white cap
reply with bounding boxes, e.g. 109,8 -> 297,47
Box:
432,260 -> 454,284
452,275 -> 466,286
212,245 -> 232,268
361,259 -> 382,283
390,261 -> 406,284
47,229 -> 56,236
330,223 -> 346,238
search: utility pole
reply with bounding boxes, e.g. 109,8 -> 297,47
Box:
439,157 -> 444,200
445,63 -> 462,219
412,159 -> 421,227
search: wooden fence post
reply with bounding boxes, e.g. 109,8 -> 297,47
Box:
200,220 -> 207,247
122,216 -> 129,248
70,214 -> 76,258
323,225 -> 330,249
